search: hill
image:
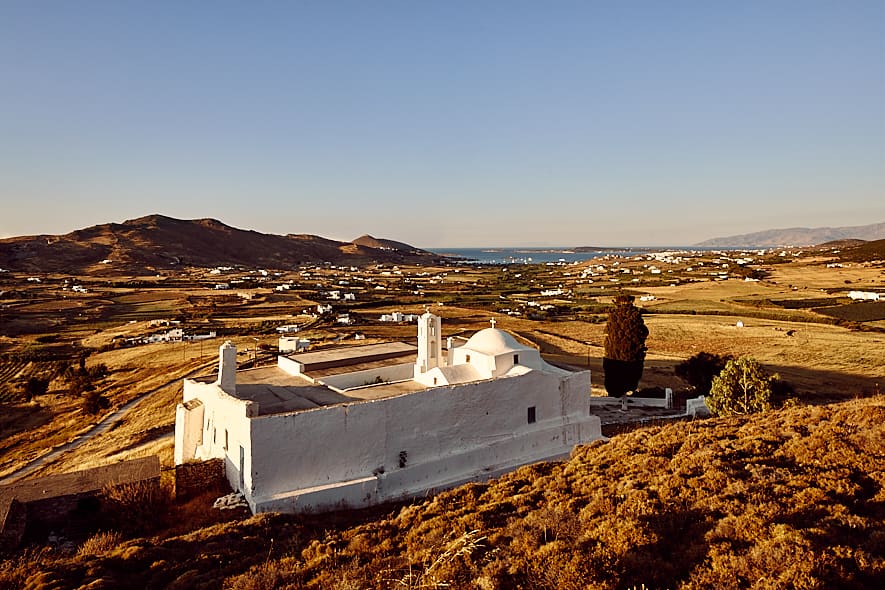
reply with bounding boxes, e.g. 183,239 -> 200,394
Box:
351,234 -> 424,253
2,396 -> 882,588
0,215 -> 442,274
696,222 -> 885,248
838,238 -> 885,263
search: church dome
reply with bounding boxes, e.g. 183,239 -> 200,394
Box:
462,328 -> 531,356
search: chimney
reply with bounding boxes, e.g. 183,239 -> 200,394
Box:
217,341 -> 237,394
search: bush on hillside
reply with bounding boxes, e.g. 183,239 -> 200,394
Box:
706,356 -> 775,417
675,351 -> 732,395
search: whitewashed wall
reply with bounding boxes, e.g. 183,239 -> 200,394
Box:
180,379 -> 256,496
247,368 -> 599,512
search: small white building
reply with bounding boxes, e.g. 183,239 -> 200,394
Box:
380,312 -> 419,323
279,337 -> 311,353
175,313 -> 602,514
276,325 -> 300,334
849,291 -> 880,301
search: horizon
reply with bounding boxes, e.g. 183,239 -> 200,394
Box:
0,211 -> 883,249
1,2 -> 883,246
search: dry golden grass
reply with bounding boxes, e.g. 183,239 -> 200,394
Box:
3,395 -> 882,589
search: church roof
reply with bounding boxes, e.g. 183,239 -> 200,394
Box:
461,328 -> 532,356
434,364 -> 484,385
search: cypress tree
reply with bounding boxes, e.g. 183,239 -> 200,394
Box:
603,294 -> 648,397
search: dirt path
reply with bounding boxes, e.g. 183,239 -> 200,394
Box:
0,361 -> 214,485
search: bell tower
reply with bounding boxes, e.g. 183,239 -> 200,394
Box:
415,312 -> 442,375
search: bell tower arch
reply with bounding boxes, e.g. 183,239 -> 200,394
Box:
415,312 -> 442,375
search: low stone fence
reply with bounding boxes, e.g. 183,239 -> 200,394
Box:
0,498 -> 26,552
589,388 -> 675,409
0,456 -> 161,550
175,458 -> 226,500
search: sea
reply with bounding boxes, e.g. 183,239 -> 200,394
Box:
429,247 -> 650,265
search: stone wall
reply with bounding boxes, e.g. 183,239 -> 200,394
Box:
175,458 -> 226,500
0,499 -> 26,552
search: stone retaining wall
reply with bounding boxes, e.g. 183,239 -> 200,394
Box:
175,459 -> 226,500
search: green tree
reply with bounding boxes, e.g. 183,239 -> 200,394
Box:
603,294 -> 649,397
707,356 -> 774,417
675,352 -> 732,395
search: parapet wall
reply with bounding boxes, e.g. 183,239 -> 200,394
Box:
319,363 -> 414,392
248,368 -> 598,512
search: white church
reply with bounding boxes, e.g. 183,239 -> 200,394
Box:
174,313 -> 603,513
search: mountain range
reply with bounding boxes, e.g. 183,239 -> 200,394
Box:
0,214 -> 442,275
695,222 -> 885,248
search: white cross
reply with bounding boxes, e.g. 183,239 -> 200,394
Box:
490,318 -> 496,329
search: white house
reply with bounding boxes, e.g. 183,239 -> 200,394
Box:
849,291 -> 880,301
175,313 -> 603,514
279,337 -> 311,353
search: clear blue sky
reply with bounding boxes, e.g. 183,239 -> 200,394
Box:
1,1 -> 883,247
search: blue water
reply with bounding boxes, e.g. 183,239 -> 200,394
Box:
430,247 -> 650,265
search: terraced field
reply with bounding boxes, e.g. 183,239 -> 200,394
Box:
0,359 -> 29,402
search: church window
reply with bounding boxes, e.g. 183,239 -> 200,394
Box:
527,406 -> 536,424
224,429 -> 229,450
513,354 -> 519,364
433,377 -> 438,385
465,354 -> 471,363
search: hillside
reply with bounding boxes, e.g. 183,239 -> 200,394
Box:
838,238 -> 885,263
0,215 -> 442,275
3,396 -> 882,589
351,234 -> 424,253
696,222 -> 885,248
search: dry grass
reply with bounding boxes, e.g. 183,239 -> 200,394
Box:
76,531 -> 124,557
2,395 -> 882,589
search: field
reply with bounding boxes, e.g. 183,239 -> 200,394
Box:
0,244 -> 883,586
1,247 -> 883,479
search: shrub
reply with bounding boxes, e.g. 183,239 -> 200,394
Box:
706,356 -> 774,417
82,390 -> 110,415
101,480 -> 170,534
675,352 -> 732,395
24,376 -> 50,401
77,530 -> 124,557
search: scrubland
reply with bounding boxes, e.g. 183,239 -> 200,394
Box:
2,395 -> 883,589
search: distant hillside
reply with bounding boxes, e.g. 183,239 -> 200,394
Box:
838,238 -> 885,263
2,396 -> 882,588
696,222 -> 885,248
351,234 -> 423,253
0,214 -> 442,274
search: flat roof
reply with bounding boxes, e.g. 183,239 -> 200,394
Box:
234,365 -> 426,416
304,353 -> 418,378
287,342 -> 416,367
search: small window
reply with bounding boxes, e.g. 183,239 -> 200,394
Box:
465,354 -> 471,363
527,406 -> 536,424
513,354 -> 519,364
433,377 -> 438,385
224,429 -> 229,450
213,428 -> 217,443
